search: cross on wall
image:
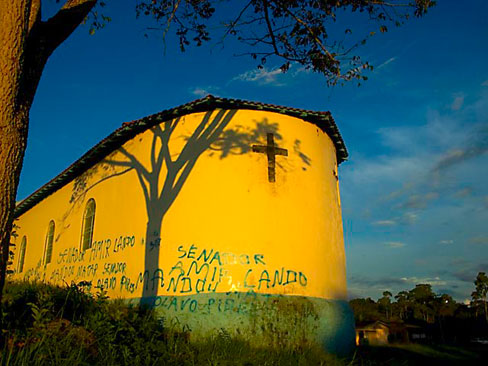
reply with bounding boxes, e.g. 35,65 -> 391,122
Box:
252,133 -> 288,183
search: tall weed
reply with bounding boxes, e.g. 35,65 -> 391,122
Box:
1,281 -> 343,365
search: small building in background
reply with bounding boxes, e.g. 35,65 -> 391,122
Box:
356,320 -> 429,345
356,321 -> 392,345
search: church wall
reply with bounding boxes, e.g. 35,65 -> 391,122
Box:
10,108 -> 354,353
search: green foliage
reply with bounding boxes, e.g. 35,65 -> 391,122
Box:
1,280 -> 343,366
349,274 -> 488,343
474,272 -> 488,298
350,298 -> 382,323
6,223 -> 19,276
471,272 -> 488,321
135,0 -> 436,86
377,291 -> 393,319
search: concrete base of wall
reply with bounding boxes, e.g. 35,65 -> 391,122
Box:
128,292 -> 355,355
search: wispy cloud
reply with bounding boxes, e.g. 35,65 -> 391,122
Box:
373,220 -> 396,226
376,57 -> 397,70
369,213 -> 417,227
451,94 -> 464,111
400,276 -> 447,286
384,241 -> 406,248
396,192 -> 438,210
348,275 -> 448,298
188,86 -> 221,97
230,64 -> 310,86
342,91 -> 488,301
291,65 -> 311,77
431,124 -> 488,174
450,262 -> 488,282
343,93 -> 488,217
232,67 -> 286,86
452,270 -> 475,283
349,275 -> 406,288
454,187 -> 472,198
482,80 -> 488,87
469,236 -> 488,245
402,212 -> 418,225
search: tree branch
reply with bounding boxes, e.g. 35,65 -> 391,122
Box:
102,157 -> 151,217
28,0 -> 41,35
262,0 -> 280,57
20,0 -> 97,108
135,170 -> 151,218
70,167 -> 133,205
275,1 -> 336,63
118,147 -> 151,181
152,122 -> 174,170
169,159 -> 197,205
218,0 -> 253,46
102,159 -> 133,168
176,112 -> 213,166
41,0 -> 97,56
150,128 -> 159,173
163,0 -> 182,38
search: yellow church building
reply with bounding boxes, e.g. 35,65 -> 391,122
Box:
10,95 -> 354,353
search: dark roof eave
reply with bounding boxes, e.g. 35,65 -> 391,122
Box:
14,95 -> 348,217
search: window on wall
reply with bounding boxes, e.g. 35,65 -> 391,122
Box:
18,236 -> 27,273
44,220 -> 55,265
81,199 -> 96,251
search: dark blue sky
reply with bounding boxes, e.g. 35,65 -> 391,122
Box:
19,0 -> 488,301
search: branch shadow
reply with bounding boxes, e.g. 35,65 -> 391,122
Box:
68,110 -> 312,302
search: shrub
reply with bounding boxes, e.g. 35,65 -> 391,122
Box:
1,281 -> 341,365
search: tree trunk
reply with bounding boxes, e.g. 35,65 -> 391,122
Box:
142,208 -> 165,300
484,299 -> 488,323
0,0 -> 98,308
0,109 -> 30,299
0,0 -> 32,308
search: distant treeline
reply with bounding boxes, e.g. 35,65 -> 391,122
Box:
349,272 -> 488,343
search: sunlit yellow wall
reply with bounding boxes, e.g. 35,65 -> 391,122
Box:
10,108 -> 346,303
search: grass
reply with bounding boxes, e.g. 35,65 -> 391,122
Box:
352,343 -> 487,365
0,281 -> 343,365
2,280 -> 486,365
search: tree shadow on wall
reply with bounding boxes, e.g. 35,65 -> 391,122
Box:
70,110 -> 311,301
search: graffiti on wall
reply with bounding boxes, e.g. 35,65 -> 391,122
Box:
23,240 -> 308,316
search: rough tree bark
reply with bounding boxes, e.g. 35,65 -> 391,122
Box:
0,0 -> 97,306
